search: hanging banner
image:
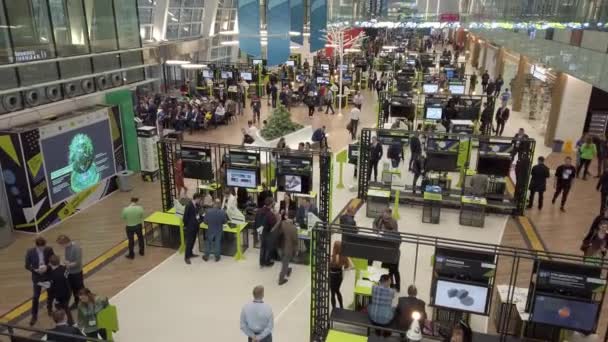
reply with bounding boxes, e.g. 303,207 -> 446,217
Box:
238,0 -> 261,57
310,0 -> 327,52
267,0 -> 291,66
290,0 -> 304,45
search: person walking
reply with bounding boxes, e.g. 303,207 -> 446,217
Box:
56,235 -> 84,308
48,255 -> 74,325
348,105 -> 360,140
485,80 -> 496,98
240,285 -> 274,342
495,103 -> 510,136
494,74 -> 504,96
183,193 -> 203,264
174,158 -> 188,198
277,212 -> 298,285
597,165 -> 608,213
552,156 -> 577,212
251,95 -> 262,124
578,136 -> 597,180
255,198 -> 278,267
527,157 -> 550,210
270,83 -> 278,108
203,199 -> 228,262
374,208 -> 401,291
409,132 -> 422,171
481,70 -> 489,92
369,136 -> 383,182
353,91 -> 363,109
121,197 -> 145,259
305,90 -> 316,117
25,237 -> 55,326
412,154 -> 425,194
468,72 -> 477,95
500,88 -> 511,107
325,88 -> 335,114
76,288 -> 109,339
387,141 -> 403,169
329,241 -> 351,309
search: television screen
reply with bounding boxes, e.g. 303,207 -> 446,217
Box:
39,112 -> 117,205
240,72 -> 253,81
449,84 -> 465,94
284,175 -> 302,192
426,152 -> 458,172
426,107 -> 442,120
445,68 -> 455,79
296,75 -> 305,82
183,160 -> 213,181
286,60 -> 295,67
202,70 -> 212,78
433,279 -> 489,314
531,295 -> 599,332
477,155 -> 511,177
321,64 -> 329,70
316,77 -> 328,84
423,83 -> 438,93
253,59 -> 263,65
407,59 -> 416,65
226,168 -> 258,188
221,71 -> 233,79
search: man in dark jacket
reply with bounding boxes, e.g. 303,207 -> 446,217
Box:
527,156 -> 550,210
46,310 -> 84,342
597,165 -> 608,213
25,237 -> 55,326
48,255 -> 74,325
409,133 -> 422,171
480,102 -> 494,135
183,193 -> 203,264
202,199 -> 228,262
256,197 -> 278,267
481,71 -> 489,92
387,141 -> 403,168
396,285 -> 427,330
278,214 -> 298,285
494,74 -> 504,96
369,136 -> 383,182
486,80 -> 496,97
495,103 -> 510,136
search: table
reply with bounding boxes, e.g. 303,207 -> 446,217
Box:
494,285 -> 529,336
366,188 -> 391,218
293,228 -> 311,265
459,196 -> 487,227
450,119 -> 474,134
144,211 -> 184,250
198,222 -> 248,260
422,192 -> 442,224
353,266 -> 388,310
325,329 -> 367,342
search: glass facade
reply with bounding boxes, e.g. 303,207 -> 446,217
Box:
210,0 -> 236,62
137,0 -> 156,42
166,0 -> 204,40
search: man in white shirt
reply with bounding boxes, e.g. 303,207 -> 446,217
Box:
353,91 -> 363,109
240,285 -> 273,342
349,106 -> 360,140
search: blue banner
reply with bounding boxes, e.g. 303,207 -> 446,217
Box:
290,0 -> 303,45
238,0 -> 261,57
310,0 -> 327,52
267,0 -> 290,66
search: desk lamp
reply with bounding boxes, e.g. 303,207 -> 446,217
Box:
406,311 -> 422,341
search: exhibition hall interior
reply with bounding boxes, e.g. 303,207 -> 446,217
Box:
4,0 -> 608,341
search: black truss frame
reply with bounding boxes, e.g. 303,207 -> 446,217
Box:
156,139 -> 334,222
309,223 -> 608,342
356,128 -> 535,215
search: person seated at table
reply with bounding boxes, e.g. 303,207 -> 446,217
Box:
396,285 -> 427,331
368,274 -> 396,337
329,241 -> 351,309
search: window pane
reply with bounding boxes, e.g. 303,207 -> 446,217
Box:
192,9 -> 202,21
120,50 -> 143,67
138,8 -> 153,24
180,24 -> 191,38
49,0 -> 90,57
0,68 -> 18,90
18,62 -> 59,86
85,0 -> 118,52
166,24 -> 179,40
0,1 -> 13,64
138,0 -> 153,5
184,0 -> 195,6
142,25 -> 153,41
59,57 -> 92,78
6,0 -> 56,60
181,8 -> 192,22
114,0 -> 141,49
169,0 -> 182,6
167,8 -> 180,22
191,23 -> 201,36
92,54 -> 120,72
125,68 -> 144,83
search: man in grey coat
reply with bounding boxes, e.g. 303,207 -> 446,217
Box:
56,235 -> 84,308
278,212 -> 298,285
203,199 -> 227,262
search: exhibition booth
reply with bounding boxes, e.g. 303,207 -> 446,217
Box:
311,223 -> 608,342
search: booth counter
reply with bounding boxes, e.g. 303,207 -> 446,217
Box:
366,188 -> 391,218
198,221 -> 249,260
144,211 -> 183,250
325,330 -> 366,342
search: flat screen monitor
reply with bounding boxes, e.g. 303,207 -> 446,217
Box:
477,155 -> 511,177
40,113 -> 117,205
221,71 -> 233,79
407,59 -> 416,65
321,64 -> 329,71
445,68 -> 455,79
183,160 -> 213,181
423,83 -> 438,93
253,59 -> 263,65
531,294 -> 599,332
278,174 -> 311,193
286,60 -> 295,67
296,75 -> 305,82
343,75 -> 352,82
433,279 -> 489,314
202,70 -> 212,78
226,168 -> 258,189
426,106 -> 443,120
426,152 -> 458,172
449,84 -> 465,94
338,64 -> 348,71
316,77 -> 328,84
240,72 -> 253,81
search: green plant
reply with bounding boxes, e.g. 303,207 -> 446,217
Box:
260,105 -> 303,141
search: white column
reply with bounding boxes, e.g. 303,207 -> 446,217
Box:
554,74 -> 593,143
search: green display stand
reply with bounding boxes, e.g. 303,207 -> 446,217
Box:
96,304 -> 119,341
105,90 -> 140,171
336,150 -> 347,189
392,190 -> 400,220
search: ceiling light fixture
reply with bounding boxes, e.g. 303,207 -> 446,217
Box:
165,60 -> 191,65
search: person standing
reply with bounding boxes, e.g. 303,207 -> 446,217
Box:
251,95 -> 262,124
387,141 -> 403,169
121,197 -> 145,260
374,208 -> 401,292
174,158 -> 188,198
76,288 -> 108,339
409,132 -> 422,171
527,157 -> 550,210
329,241 -> 352,309
278,212 -> 298,285
494,74 -> 504,96
495,103 -> 510,136
305,90 -> 316,117
56,235 -> 84,308
552,156 -> 577,212
270,83 -> 278,108
485,80 -> 496,98
481,70 -> 489,92
500,88 -> 511,107
412,154 -> 425,194
47,310 -> 84,342
468,72 -> 477,95
240,285 -> 274,342
325,88 -> 335,114
369,136 -> 383,182
25,237 -> 55,326
48,255 -> 74,325
480,102 -> 494,135
255,197 -> 278,267
183,193 -> 203,264
578,136 -> 597,180
597,165 -> 608,213
353,91 -> 363,109
339,206 -> 357,230
203,199 -> 227,262
349,105 -> 360,140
